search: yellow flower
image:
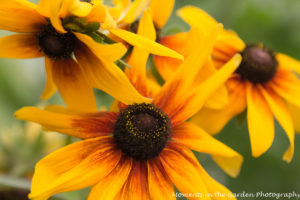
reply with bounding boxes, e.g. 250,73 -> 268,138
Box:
178,6 -> 300,162
0,0 -> 156,112
15,20 -> 243,200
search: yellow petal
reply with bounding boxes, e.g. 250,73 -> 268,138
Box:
110,28 -> 183,60
15,107 -> 118,139
177,6 -> 218,33
160,142 -> 210,200
75,43 -> 152,104
52,58 -> 97,112
41,58 -> 57,100
259,86 -> 295,162
173,122 -> 243,177
121,0 -> 150,23
127,9 -> 156,80
153,27 -> 220,118
69,0 -> 93,17
287,103 -> 300,134
149,0 -> 174,28
204,85 -> 229,110
0,0 -> 47,33
75,32 -> 127,61
88,157 -> 133,200
191,78 -> 247,134
170,54 -> 242,125
277,53 -> 300,74
29,136 -> 121,200
85,4 -> 106,23
37,0 -> 66,33
196,162 -> 237,200
0,34 -> 43,58
246,83 -> 274,157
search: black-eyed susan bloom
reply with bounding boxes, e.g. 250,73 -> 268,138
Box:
177,6 -> 300,162
15,24 -> 243,199
0,0 -> 183,112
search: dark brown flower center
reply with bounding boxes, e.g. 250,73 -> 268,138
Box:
236,44 -> 278,84
113,103 -> 171,160
37,24 -> 76,60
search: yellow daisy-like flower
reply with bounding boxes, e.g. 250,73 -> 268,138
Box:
0,0 -> 183,112
15,20 -> 243,200
177,6 -> 300,162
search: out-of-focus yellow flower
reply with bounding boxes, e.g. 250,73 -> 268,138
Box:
0,0 -> 156,112
15,21 -> 243,199
178,6 -> 300,162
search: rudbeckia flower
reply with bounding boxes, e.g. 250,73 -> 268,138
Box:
15,22 -> 243,199
177,6 -> 300,162
0,0 -> 183,112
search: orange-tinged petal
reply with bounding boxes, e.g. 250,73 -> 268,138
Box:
149,0 -> 175,28
15,107 -> 118,139
41,58 -> 57,100
116,161 -> 150,200
52,58 -> 97,112
88,156 -> 133,200
277,53 -> 300,74
177,6 -> 218,33
110,28 -> 183,60
85,4 -> 106,22
173,122 -> 243,177
246,83 -> 274,157
75,43 -> 152,104
0,34 -> 43,58
160,142 -> 210,200
153,27 -> 220,116
170,54 -> 242,126
259,86 -> 294,162
121,0 -> 150,23
127,161 -> 150,200
75,32 -> 126,61
30,137 -> 110,197
154,32 -> 188,80
191,78 -> 247,134
0,0 -> 47,33
29,136 -> 121,200
147,159 -> 175,200
37,0 -> 59,17
270,68 -> 300,107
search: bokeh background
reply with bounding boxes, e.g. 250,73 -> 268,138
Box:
0,0 -> 300,199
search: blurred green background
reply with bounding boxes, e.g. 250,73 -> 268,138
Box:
0,0 -> 300,199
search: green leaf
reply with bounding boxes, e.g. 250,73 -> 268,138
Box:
86,32 -> 104,43
83,22 -> 100,33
